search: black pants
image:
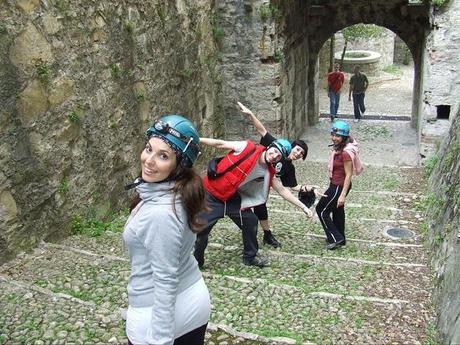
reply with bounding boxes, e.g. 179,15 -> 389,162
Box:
253,203 -> 268,221
128,323 -> 207,345
315,183 -> 350,244
194,192 -> 259,265
352,93 -> 365,119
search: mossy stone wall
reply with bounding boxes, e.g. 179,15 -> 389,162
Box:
0,0 -> 221,263
426,112 -> 460,345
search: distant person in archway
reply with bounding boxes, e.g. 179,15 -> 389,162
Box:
316,120 -> 363,250
327,63 -> 345,121
348,66 -> 369,122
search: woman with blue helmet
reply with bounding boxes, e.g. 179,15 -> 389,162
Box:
123,115 -> 211,345
316,120 -> 362,250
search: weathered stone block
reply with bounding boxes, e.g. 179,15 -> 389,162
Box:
42,14 -> 62,35
49,77 -> 75,107
16,0 -> 40,13
0,190 -> 18,221
17,79 -> 48,126
9,22 -> 54,70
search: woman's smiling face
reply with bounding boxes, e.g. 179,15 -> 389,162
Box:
141,137 -> 177,183
331,133 -> 344,146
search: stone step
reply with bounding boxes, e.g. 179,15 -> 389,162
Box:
207,226 -> 427,265
0,245 -> 129,312
0,243 -> 432,345
267,196 -> 422,222
204,273 -> 433,344
0,274 -> 273,345
202,244 -> 430,303
0,275 -> 124,345
0,240 -> 430,311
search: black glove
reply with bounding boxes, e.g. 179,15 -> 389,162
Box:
298,188 -> 316,208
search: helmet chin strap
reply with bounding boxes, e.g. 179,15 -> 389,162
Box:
124,177 -> 145,190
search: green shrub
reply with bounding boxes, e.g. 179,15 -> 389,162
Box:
258,4 -> 280,23
68,110 -> 80,124
58,178 -> 70,195
71,210 -> 128,237
423,154 -> 439,177
273,49 -> 284,63
110,64 -> 121,79
383,65 -> 402,75
36,60 -> 51,84
342,24 -> 385,41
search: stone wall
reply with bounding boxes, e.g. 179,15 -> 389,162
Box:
426,112 -> 460,345
215,0 -> 285,140
394,35 -> 412,65
420,0 -> 460,159
0,0 -> 221,263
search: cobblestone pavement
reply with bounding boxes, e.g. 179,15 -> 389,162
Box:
0,65 -> 438,344
0,162 -> 436,344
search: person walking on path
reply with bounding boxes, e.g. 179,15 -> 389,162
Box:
123,115 -> 211,345
238,101 -> 322,248
327,63 -> 345,121
194,135 -> 313,268
315,120 -> 363,250
348,66 -> 369,122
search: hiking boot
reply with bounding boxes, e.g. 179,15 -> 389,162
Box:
263,231 -> 282,248
242,255 -> 268,267
326,239 -> 346,250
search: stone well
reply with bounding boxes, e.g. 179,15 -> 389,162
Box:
335,50 -> 381,76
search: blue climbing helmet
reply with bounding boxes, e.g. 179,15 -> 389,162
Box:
268,138 -> 292,160
331,120 -> 350,137
145,115 -> 201,168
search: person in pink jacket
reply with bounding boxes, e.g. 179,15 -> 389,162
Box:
316,120 -> 363,250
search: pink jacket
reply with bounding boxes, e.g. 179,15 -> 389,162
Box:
328,140 -> 364,178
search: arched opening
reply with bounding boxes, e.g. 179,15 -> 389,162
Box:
318,25 -> 415,122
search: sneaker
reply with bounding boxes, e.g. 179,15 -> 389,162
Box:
242,255 -> 268,267
326,239 -> 345,250
353,119 -> 359,123
263,231 -> 282,248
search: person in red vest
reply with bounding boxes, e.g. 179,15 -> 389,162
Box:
327,63 -> 345,121
194,137 -> 313,268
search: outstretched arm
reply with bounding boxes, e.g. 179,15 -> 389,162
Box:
200,137 -> 244,151
271,177 -> 313,217
237,102 -> 268,137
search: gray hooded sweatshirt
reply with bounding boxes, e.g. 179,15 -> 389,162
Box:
123,181 -> 202,344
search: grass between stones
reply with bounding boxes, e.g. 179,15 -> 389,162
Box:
205,274 -> 433,345
202,246 -> 430,302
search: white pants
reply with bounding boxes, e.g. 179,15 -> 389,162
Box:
126,277 -> 211,344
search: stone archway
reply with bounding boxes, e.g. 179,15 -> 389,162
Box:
273,0 -> 430,138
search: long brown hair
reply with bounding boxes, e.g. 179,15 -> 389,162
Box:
129,166 -> 207,233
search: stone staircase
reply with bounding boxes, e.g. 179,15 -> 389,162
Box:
0,162 -> 436,345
